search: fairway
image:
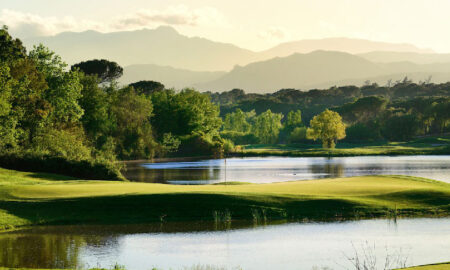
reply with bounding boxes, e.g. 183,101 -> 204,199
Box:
0,167 -> 450,230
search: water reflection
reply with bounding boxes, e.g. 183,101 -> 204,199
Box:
123,156 -> 450,184
0,218 -> 449,270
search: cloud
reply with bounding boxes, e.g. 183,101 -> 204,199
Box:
258,26 -> 290,41
113,5 -> 229,29
0,9 -> 102,38
0,6 -> 230,39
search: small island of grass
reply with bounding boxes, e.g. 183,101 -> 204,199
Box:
0,167 -> 449,231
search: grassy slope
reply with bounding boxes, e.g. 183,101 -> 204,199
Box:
236,136 -> 450,157
0,168 -> 449,230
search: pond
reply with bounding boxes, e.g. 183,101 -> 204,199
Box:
124,155 -> 450,184
0,218 -> 449,270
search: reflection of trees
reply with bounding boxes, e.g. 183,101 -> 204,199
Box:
0,231 -> 119,269
310,163 -> 345,178
123,166 -> 222,183
0,234 -> 85,268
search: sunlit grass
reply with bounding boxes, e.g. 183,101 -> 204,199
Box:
398,262 -> 450,270
0,167 -> 449,231
238,136 -> 450,157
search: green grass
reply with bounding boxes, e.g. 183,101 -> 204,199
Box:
399,262 -> 450,269
235,136 -> 450,157
0,168 -> 449,231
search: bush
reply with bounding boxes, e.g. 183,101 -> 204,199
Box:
0,151 -> 124,180
176,133 -> 225,157
31,127 -> 92,161
220,130 -> 258,145
288,127 -> 307,143
223,139 -> 235,153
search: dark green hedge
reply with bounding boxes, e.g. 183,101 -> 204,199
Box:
0,153 -> 125,181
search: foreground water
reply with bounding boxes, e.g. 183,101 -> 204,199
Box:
125,155 -> 450,184
0,218 -> 449,269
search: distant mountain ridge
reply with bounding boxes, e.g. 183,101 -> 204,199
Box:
195,51 -> 450,92
120,64 -> 226,89
25,26 -> 436,71
359,51 -> 450,64
23,26 -> 450,93
261,37 -> 433,59
24,26 -> 258,71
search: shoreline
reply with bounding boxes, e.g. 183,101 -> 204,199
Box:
1,168 -> 449,233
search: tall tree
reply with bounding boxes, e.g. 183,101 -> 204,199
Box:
223,108 -> 253,133
286,110 -> 302,128
307,109 -> 346,148
29,45 -> 84,125
252,109 -> 283,144
110,87 -> 155,159
71,59 -> 123,83
0,26 -> 26,63
129,80 -> 165,96
151,89 -> 222,138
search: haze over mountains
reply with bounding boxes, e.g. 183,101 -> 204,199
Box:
24,26 -> 450,93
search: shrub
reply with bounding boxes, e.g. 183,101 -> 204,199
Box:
288,127 -> 307,143
220,130 -> 258,145
31,127 -> 92,161
0,151 -> 124,180
223,139 -> 235,153
176,133 -> 225,158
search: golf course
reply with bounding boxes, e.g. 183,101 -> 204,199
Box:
1,167 -> 450,230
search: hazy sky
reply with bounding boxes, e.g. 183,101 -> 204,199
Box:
1,0 -> 449,52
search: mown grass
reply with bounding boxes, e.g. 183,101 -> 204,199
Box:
0,168 -> 449,231
235,136 -> 450,157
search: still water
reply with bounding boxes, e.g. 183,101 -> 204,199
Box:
0,218 -> 449,270
124,155 -> 450,184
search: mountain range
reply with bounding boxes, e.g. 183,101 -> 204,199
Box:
23,26 -> 450,93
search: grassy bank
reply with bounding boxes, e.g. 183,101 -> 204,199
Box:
233,136 -> 450,157
0,168 -> 449,231
399,262 -> 450,269
1,262 -> 450,270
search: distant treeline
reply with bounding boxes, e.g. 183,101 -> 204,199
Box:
209,82 -> 449,144
0,26 -> 449,179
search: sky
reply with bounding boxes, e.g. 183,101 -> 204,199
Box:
0,0 -> 449,52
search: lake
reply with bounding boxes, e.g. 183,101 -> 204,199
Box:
0,218 -> 449,270
124,155 -> 450,184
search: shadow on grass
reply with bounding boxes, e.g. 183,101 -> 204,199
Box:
371,190 -> 450,207
0,193 -> 370,226
26,172 -> 81,181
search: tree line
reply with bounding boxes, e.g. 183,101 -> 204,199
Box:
0,26 -> 449,179
0,27 -> 224,179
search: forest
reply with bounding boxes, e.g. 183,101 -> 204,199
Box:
1,26 -> 449,180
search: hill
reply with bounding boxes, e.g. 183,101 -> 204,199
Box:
196,51 -> 390,92
24,27 -> 436,72
261,37 -> 433,59
120,64 -> 226,89
24,26 -> 258,71
196,51 -> 450,92
359,51 -> 450,64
